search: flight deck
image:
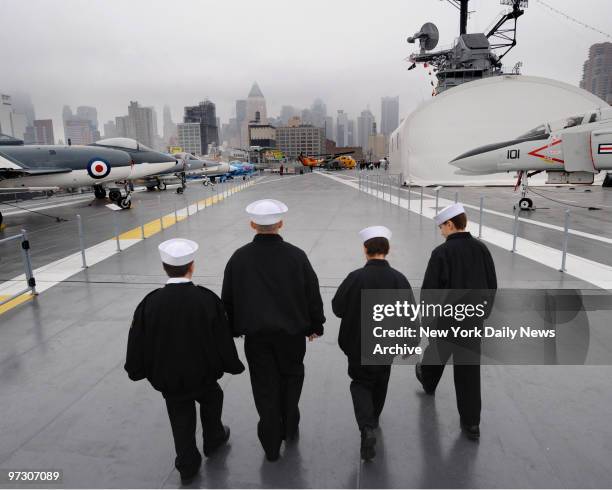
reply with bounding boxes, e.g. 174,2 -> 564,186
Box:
1,171 -> 611,488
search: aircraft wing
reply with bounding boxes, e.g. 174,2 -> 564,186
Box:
0,167 -> 73,178
0,186 -> 61,192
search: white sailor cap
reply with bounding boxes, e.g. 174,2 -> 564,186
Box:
434,203 -> 466,226
359,225 -> 392,243
246,199 -> 288,225
158,238 -> 199,266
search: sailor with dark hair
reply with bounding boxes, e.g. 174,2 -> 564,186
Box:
125,238 -> 244,484
332,226 -> 418,461
222,199 -> 325,462
416,203 -> 497,440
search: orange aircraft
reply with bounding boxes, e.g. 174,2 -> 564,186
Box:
297,151 -> 356,169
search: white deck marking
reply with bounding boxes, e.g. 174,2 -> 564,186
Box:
317,171 -> 612,290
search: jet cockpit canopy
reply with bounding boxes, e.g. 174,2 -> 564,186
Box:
93,138 -> 153,152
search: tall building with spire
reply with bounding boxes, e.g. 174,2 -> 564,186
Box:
241,82 -> 268,148
246,82 -> 267,124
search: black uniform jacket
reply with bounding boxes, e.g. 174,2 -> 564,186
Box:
422,232 -> 498,330
221,234 -> 325,337
125,282 -> 245,396
422,232 -> 497,290
332,259 -> 417,362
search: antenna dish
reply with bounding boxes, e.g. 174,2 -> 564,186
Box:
407,22 -> 439,52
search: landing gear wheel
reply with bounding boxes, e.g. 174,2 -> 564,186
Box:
119,197 -> 132,210
108,189 -> 121,202
158,181 -> 167,191
176,186 -> 184,194
519,197 -> 533,210
94,186 -> 107,199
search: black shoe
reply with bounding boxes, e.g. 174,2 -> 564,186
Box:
179,459 -> 202,485
204,425 -> 230,457
285,425 -> 300,442
415,362 -> 435,395
360,426 -> 376,461
265,451 -> 280,462
460,421 -> 480,440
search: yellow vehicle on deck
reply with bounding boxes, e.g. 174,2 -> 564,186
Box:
335,155 -> 356,169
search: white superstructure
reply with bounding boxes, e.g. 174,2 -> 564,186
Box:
389,75 -> 608,185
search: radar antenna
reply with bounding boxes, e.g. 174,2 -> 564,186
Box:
407,22 -> 440,53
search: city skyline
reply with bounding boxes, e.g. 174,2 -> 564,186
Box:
1,0 -> 610,144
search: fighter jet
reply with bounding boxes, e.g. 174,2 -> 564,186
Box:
228,161 -> 256,177
0,137 -> 177,225
450,107 -> 612,209
140,152 -> 230,193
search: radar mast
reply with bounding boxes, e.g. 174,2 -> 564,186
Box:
407,0 -> 528,94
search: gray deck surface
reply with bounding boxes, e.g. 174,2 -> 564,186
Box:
1,172 -> 611,488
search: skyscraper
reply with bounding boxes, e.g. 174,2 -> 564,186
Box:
246,82 -> 267,124
162,105 -> 177,144
62,105 -> 100,144
180,100 -> 219,155
310,98 -> 327,128
10,92 -> 35,127
76,106 -> 99,131
103,120 -> 117,139
380,96 -> 399,137
64,119 -> 96,145
236,100 -> 247,124
347,120 -> 355,147
336,110 -> 348,147
115,115 -> 130,138
324,116 -> 334,140
33,119 -> 55,145
235,99 -> 247,148
0,93 -> 27,140
580,42 -> 612,104
127,101 -> 156,148
357,108 -> 376,152
242,83 -> 268,149
280,105 -> 298,125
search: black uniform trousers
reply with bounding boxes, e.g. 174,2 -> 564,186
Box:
420,339 -> 481,426
244,333 -> 306,457
164,381 -> 226,477
348,362 -> 391,430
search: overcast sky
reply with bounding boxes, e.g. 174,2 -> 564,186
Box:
1,0 -> 611,140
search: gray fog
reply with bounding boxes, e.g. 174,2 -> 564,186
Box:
1,0 -> 610,139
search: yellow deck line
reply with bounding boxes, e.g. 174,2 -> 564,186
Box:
0,293 -> 33,315
114,182 -> 251,244
1,179 -> 255,316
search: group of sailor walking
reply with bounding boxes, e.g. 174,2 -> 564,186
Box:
125,197 -> 497,483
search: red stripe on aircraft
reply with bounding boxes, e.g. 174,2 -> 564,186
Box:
528,139 -> 564,164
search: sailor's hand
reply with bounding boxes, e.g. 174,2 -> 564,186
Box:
308,334 -> 319,342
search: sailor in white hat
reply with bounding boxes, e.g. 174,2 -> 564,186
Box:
222,198 -> 325,461
416,202 -> 497,441
246,198 -> 288,227
332,225 -> 418,461
434,203 -> 466,235
126,237 -> 244,482
158,238 -> 198,273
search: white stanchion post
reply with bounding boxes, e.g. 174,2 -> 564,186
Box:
560,209 -> 570,272
478,196 -> 484,238
76,214 -> 87,268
